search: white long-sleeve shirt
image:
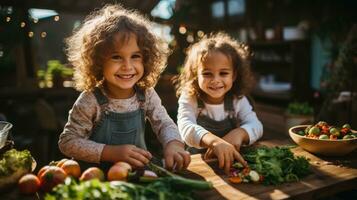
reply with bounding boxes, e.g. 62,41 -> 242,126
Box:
177,94 -> 263,148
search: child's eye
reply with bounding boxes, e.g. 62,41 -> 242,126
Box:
202,72 -> 212,77
132,54 -> 142,59
220,72 -> 229,76
111,55 -> 122,60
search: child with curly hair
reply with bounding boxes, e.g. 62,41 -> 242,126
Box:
59,4 -> 190,171
175,32 -> 263,174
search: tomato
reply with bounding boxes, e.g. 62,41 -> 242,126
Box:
56,158 -> 69,168
107,163 -> 131,181
61,160 -> 81,178
79,167 -> 105,181
18,174 -> 41,194
39,166 -> 67,192
37,165 -> 50,177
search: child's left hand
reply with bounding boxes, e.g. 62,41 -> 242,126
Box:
222,128 -> 249,151
205,128 -> 249,159
164,140 -> 191,171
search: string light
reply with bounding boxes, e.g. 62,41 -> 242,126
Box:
54,16 -> 60,21
28,32 -> 34,38
6,17 -> 11,22
197,30 -> 205,38
41,32 -> 47,38
20,22 -> 26,28
179,25 -> 187,34
186,34 -> 194,43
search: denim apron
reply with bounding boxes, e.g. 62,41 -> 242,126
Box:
80,87 -> 147,171
187,94 -> 238,154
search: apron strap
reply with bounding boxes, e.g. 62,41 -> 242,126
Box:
196,97 -> 205,116
135,85 -> 146,110
224,93 -> 236,119
93,87 -> 109,105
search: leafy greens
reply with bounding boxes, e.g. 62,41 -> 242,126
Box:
242,146 -> 310,185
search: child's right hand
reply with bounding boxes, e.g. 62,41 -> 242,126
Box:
102,144 -> 152,168
202,135 -> 247,174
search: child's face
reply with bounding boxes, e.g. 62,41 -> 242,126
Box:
197,51 -> 236,104
103,33 -> 144,98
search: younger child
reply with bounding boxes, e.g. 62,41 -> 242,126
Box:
59,4 -> 190,171
175,32 -> 263,174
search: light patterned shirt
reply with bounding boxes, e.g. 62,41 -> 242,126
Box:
58,87 -> 183,163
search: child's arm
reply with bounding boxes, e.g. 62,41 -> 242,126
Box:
58,92 -> 105,163
177,94 -> 211,148
221,128 -> 249,151
234,96 -> 263,145
146,89 -> 190,170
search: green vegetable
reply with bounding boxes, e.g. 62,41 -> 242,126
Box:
343,135 -> 354,139
0,149 -> 33,177
297,130 -> 305,136
308,127 -> 320,135
329,128 -> 340,137
45,163 -> 212,199
45,176 -> 211,200
319,135 -> 329,140
242,146 -> 310,185
147,162 -> 213,190
342,124 -> 351,129
287,102 -> 313,116
147,162 -> 178,178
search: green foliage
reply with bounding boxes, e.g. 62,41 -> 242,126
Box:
36,60 -> 73,88
46,60 -> 73,78
37,60 -> 73,80
45,176 -> 211,200
0,149 -> 33,177
242,146 -> 310,185
287,102 -> 314,116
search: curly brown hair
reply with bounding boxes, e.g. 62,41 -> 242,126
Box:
65,4 -> 169,91
174,32 -> 255,99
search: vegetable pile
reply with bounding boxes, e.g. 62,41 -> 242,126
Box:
45,176 -> 209,200
296,121 -> 356,140
0,149 -> 33,177
44,162 -> 212,200
0,149 -> 34,189
230,146 -> 310,185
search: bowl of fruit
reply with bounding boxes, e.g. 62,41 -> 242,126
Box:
289,122 -> 357,156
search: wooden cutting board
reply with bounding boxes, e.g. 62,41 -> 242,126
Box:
185,139 -> 357,200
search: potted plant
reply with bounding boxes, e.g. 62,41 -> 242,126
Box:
37,60 -> 73,88
285,102 -> 314,133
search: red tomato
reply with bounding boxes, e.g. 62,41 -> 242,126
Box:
39,166 -> 67,192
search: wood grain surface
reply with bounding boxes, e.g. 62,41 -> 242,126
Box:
185,139 -> 357,200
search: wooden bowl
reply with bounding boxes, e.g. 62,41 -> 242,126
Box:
289,125 -> 357,156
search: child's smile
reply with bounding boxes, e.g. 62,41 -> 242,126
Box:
115,73 -> 136,80
198,51 -> 236,104
103,33 -> 144,99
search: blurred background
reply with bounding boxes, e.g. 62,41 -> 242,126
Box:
0,0 -> 356,167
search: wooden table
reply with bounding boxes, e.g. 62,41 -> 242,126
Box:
185,139 -> 357,200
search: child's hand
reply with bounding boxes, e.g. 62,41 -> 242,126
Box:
222,128 -> 249,151
204,137 -> 247,175
102,144 -> 152,168
163,140 -> 191,171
